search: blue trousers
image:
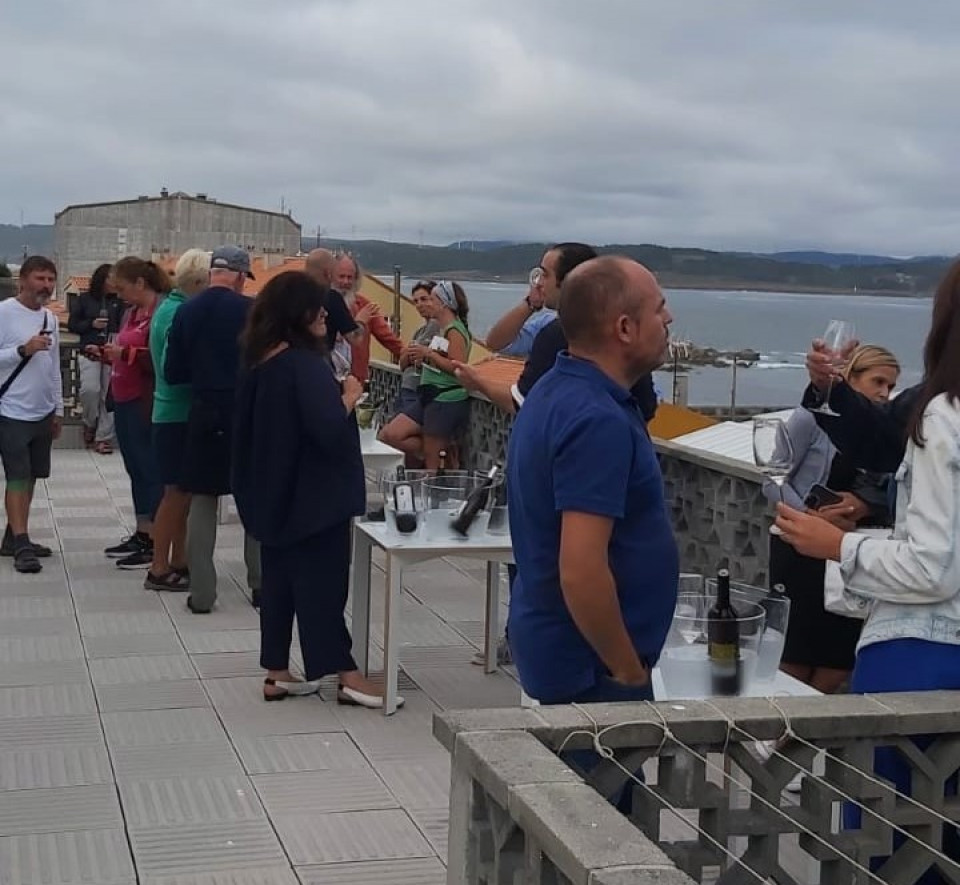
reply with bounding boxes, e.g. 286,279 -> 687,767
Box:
846,639 -> 960,883
112,399 -> 162,521
546,675 -> 655,815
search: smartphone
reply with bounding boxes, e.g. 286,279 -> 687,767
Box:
805,483 -> 843,510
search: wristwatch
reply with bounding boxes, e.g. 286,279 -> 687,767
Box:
16,345 -> 26,359
524,295 -> 541,312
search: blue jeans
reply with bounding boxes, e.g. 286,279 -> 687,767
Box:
113,399 -> 163,521
846,639 -> 960,883
546,674 -> 655,815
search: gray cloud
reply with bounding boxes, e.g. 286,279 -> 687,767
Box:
3,0 -> 960,254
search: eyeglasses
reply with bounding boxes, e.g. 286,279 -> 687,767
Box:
529,267 -> 545,287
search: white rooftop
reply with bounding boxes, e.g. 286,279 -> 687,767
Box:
671,408 -> 796,465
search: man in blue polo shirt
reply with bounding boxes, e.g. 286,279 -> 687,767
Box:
507,255 -> 678,705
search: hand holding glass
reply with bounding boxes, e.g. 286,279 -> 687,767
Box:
809,320 -> 857,416
754,417 -> 794,536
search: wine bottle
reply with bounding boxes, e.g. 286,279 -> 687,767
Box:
392,467 -> 418,534
708,569 -> 741,695
451,465 -> 501,537
437,450 -> 448,476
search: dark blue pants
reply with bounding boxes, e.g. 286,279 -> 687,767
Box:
846,639 -> 960,883
259,521 -> 357,680
547,675 -> 655,815
112,399 -> 162,521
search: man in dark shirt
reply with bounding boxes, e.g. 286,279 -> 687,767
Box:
165,245 -> 260,613
304,249 -> 360,354
454,243 -> 658,421
802,339 -> 922,473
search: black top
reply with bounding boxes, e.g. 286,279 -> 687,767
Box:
516,318 -> 659,422
323,288 -> 359,349
232,348 -> 365,547
68,291 -> 123,348
164,286 -> 252,402
801,381 -> 922,473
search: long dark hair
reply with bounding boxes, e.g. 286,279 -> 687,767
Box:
909,258 -> 960,446
241,271 -> 328,367
89,263 -> 113,299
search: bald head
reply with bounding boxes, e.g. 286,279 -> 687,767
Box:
559,256 -> 671,377
305,249 -> 335,287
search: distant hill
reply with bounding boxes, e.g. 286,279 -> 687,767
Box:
0,223 -> 946,294
0,225 -> 55,262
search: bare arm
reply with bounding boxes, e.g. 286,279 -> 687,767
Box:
559,511 -> 648,684
484,302 -> 536,352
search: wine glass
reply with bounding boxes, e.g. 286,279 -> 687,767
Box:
753,417 -> 795,536
809,320 -> 857,416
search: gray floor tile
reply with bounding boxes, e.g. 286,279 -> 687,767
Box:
112,742 -> 245,782
0,635 -> 85,663
369,613 -> 468,648
89,654 -> 196,685
74,593 -> 167,614
102,708 -> 227,747
273,809 -> 432,865
219,702 -> 343,737
84,633 -> 185,658
0,578 -> 72,599
171,612 -> 261,632
448,620 -> 485,646
406,666 -> 520,709
0,596 -> 75,618
397,645 -> 479,667
79,612 -> 175,636
141,870 -> 299,885
0,660 -> 91,687
0,744 -> 113,790
0,714 -> 103,747
181,631 -> 261,654
204,676 -> 268,708
0,616 -> 83,638
295,858 -> 446,885
128,820 -> 287,877
233,733 -> 369,774
0,683 -> 96,718
0,828 -> 136,885
192,652 -> 264,678
409,807 -> 449,860
253,769 -> 396,816
0,784 -> 122,835
118,776 -> 266,826
96,679 -> 211,713
374,760 -> 451,809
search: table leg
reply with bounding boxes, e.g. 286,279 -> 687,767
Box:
484,561 -> 501,674
382,555 -> 402,716
350,528 -> 373,677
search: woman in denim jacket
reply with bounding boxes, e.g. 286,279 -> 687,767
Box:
778,261 -> 960,877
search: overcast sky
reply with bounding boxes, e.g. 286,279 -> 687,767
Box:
4,1 -> 960,255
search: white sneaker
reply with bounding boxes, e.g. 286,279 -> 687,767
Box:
336,685 -> 405,710
785,772 -> 803,793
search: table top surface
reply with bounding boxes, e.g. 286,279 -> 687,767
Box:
355,518 -> 514,554
651,667 -> 820,700
359,437 -> 403,458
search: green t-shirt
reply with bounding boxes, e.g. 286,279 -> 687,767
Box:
150,290 -> 192,423
419,318 -> 472,402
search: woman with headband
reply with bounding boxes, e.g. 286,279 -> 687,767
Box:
378,280 -> 471,469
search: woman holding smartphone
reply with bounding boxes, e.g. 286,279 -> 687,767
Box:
764,344 -> 900,694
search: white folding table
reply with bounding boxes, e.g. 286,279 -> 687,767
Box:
350,520 -> 514,715
359,434 -> 404,474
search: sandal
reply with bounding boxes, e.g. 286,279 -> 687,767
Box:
83,427 -> 95,448
95,441 -> 113,455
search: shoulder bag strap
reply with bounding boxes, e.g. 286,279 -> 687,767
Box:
0,310 -> 49,401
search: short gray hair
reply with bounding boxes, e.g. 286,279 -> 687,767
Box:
173,249 -> 211,291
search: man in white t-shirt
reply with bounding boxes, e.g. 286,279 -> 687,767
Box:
0,256 -> 63,573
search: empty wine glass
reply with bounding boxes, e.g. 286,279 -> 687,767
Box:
809,320 -> 857,416
753,417 -> 795,536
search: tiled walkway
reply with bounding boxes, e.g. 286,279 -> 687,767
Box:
0,449 -> 520,884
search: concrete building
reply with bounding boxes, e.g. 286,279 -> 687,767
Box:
53,189 -> 301,290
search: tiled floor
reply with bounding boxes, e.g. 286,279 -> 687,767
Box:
0,449 -> 520,884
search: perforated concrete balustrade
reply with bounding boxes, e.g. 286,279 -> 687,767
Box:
434,692 -> 960,885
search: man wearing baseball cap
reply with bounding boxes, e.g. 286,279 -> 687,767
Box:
165,245 -> 261,613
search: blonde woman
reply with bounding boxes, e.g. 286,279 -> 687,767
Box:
144,249 -> 210,591
764,345 -> 900,693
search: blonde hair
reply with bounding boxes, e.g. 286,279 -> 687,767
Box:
173,249 -> 211,292
842,344 -> 900,382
